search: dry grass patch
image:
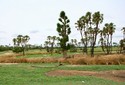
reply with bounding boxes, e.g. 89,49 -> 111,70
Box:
0,53 -> 125,65
66,54 -> 125,65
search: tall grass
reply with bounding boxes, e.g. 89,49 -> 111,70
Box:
0,53 -> 125,65
66,54 -> 125,65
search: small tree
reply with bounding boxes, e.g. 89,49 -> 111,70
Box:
46,36 -> 57,55
44,41 -> 50,52
13,35 -> 30,55
70,39 -> 77,52
57,11 -> 71,58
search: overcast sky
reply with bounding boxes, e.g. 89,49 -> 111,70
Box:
0,0 -> 125,46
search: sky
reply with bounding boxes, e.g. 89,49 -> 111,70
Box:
0,0 -> 125,46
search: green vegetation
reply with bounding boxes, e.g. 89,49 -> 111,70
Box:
13,35 -> 30,55
57,11 -> 71,58
44,36 -> 58,55
0,9 -> 125,85
99,23 -> 116,54
0,63 -> 125,85
75,11 -> 103,57
17,53 -> 62,58
59,65 -> 125,71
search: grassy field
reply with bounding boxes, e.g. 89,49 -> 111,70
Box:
17,46 -> 119,58
0,63 -> 125,85
0,47 -> 124,85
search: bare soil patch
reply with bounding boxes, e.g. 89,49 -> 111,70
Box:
46,70 -> 125,82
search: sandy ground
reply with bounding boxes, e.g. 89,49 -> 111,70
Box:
46,70 -> 125,82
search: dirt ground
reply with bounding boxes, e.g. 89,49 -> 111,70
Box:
46,70 -> 125,82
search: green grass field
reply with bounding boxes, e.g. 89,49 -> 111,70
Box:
16,46 -> 118,58
0,63 -> 125,85
0,47 -> 124,85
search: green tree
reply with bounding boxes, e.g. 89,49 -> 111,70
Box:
13,35 -> 30,55
23,35 -> 30,51
47,36 -> 57,55
57,11 -> 71,58
108,23 -> 116,53
120,27 -> 125,53
75,12 -> 91,54
90,11 -> 103,57
51,36 -> 57,54
71,39 -> 77,46
99,23 -> 115,54
70,39 -> 77,52
44,41 -> 50,52
13,38 -> 17,46
45,36 -> 57,54
76,11 -> 103,56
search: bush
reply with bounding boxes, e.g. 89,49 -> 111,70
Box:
0,45 -> 10,51
12,47 -> 23,53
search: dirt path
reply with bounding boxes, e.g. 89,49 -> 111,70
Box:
46,70 -> 125,82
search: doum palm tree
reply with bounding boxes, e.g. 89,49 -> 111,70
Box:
13,38 -> 17,46
108,23 -> 116,53
121,27 -> 125,53
13,35 -> 30,55
75,12 -> 92,54
91,11 -> 103,57
98,23 -> 115,54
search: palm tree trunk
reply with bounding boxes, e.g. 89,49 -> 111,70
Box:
80,31 -> 85,54
106,34 -> 110,54
91,36 -> 96,57
101,42 -> 106,53
110,35 -> 112,54
50,43 -> 54,55
91,45 -> 94,57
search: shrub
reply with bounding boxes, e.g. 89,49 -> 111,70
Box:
12,47 -> 23,53
0,45 -> 10,51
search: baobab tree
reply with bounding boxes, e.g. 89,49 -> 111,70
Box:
57,11 -> 71,58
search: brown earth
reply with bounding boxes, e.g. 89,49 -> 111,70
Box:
46,70 -> 125,82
